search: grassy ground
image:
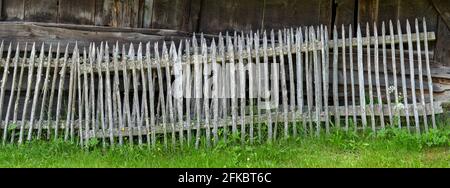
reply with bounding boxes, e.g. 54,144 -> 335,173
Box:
0,127 -> 448,168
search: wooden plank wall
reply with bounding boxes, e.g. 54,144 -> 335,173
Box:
198,0 -> 265,33
1,0 -> 338,32
430,0 -> 450,66
334,0 -> 448,65
24,0 -> 58,22
0,0 -> 449,65
0,0 -> 197,30
0,0 -> 2,20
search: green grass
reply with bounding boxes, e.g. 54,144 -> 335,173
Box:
0,127 -> 448,168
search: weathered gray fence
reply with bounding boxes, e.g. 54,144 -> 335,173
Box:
0,18 -> 443,148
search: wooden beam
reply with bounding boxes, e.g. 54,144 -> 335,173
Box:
0,22 -> 191,52
81,102 -> 443,139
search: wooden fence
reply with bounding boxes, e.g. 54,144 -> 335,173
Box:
0,18 -> 443,148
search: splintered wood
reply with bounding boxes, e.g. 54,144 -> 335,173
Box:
0,18 -> 442,147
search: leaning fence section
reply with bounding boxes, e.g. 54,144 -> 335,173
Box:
0,18 -> 443,148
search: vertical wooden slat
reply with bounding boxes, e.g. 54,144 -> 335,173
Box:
422,18 -> 436,129
296,29 -> 306,134
76,47 -> 84,146
218,34 -> 228,142
111,46 -> 120,146
58,0 -> 95,25
415,18 -> 428,132
93,46 -> 100,141
0,41 -> 3,60
11,43 -> 28,143
192,36 -> 202,148
0,43 -> 12,142
18,43 -> 36,144
270,30 -> 279,139
184,40 -> 192,146
201,37 -> 211,147
324,26 -> 331,133
406,20 -> 420,134
94,0 -> 113,26
310,27 -> 321,136
154,42 -> 168,147
278,30 -> 289,138
110,0 -> 123,27
254,31 -> 261,141
320,25 -> 329,134
174,43 -> 184,147
211,39 -> 219,145
0,43 -> 11,127
238,35 -> 246,143
143,0 -> 154,28
2,43 -> 19,144
349,25 -> 358,130
63,43 -> 74,141
227,34 -> 237,136
151,0 -> 191,31
46,43 -> 60,139
381,22 -> 393,127
341,25 -> 349,131
193,36 -> 202,148
316,26 -> 323,135
397,20 -> 411,131
132,44 -> 142,144
96,44 -> 106,147
389,20 -> 401,128
138,43 -> 151,147
24,0 -> 58,22
28,44 -> 46,141
130,43 -> 143,144
286,28 -> 297,137
112,47 -> 120,145
357,24 -> 367,130
2,0 -> 24,21
55,44 -> 68,141
121,45 -> 133,145
366,23 -> 376,132
305,27 -> 313,134
145,42 -> 156,147
246,34 -> 255,143
88,45 -> 96,139
104,43 -> 114,146
262,31 -> 273,142
37,44 -> 53,139
0,0 -> 3,20
332,25 -> 340,129
374,23 -> 385,129
244,33 -> 255,144
83,48 -> 90,146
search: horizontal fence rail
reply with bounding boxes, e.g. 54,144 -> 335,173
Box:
0,18 -> 443,148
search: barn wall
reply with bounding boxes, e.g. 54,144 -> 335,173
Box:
0,0 -> 449,65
